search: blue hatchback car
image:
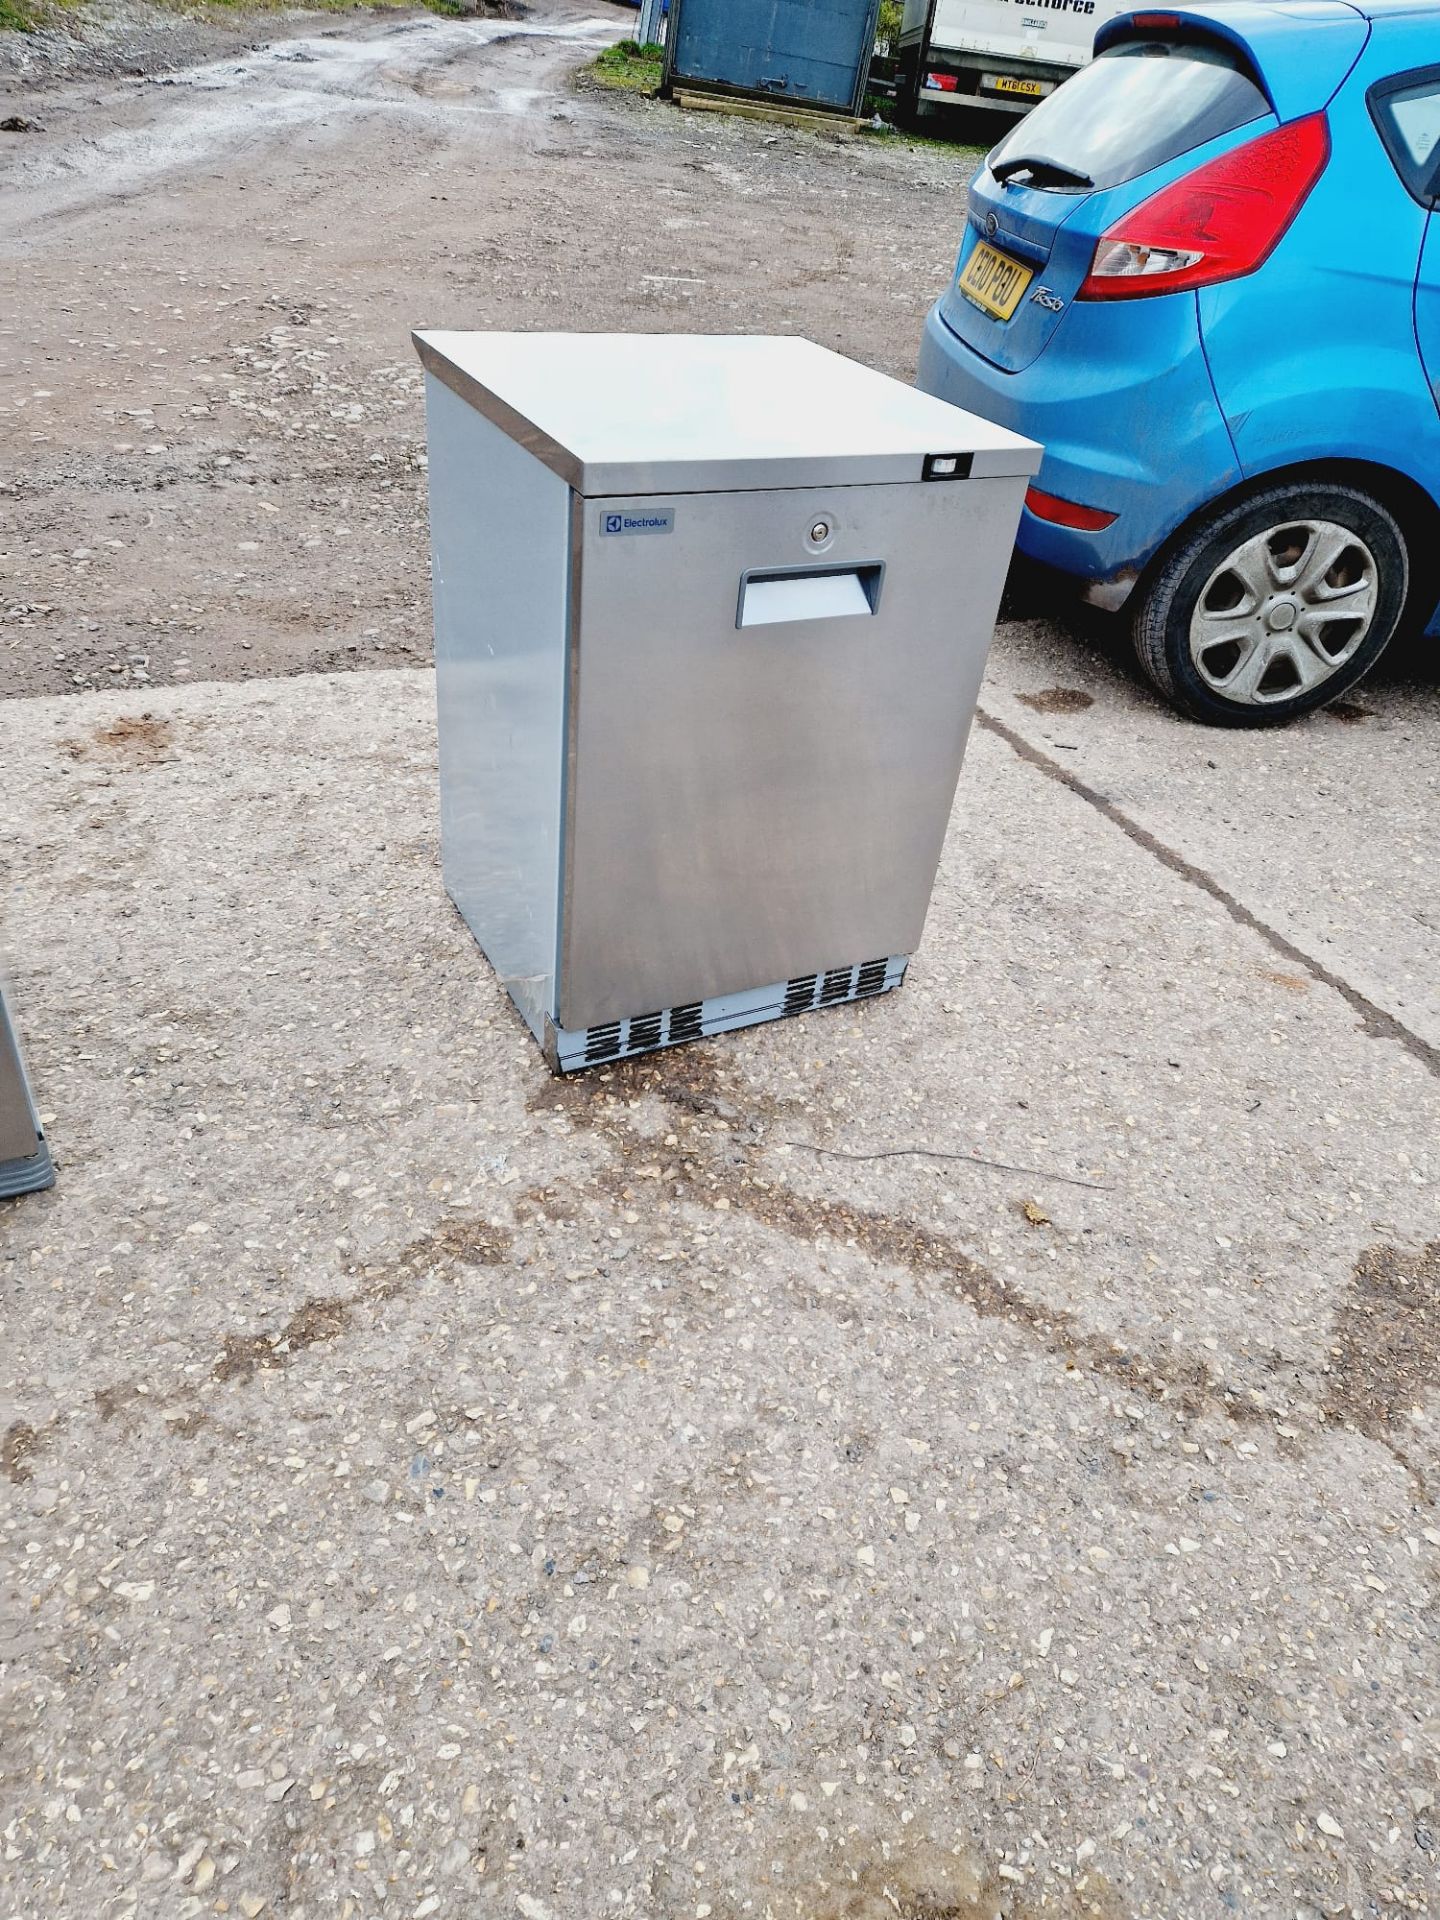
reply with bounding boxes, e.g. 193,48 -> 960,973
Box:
916,0 -> 1440,725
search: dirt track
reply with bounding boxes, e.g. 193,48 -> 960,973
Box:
2,0 -> 979,697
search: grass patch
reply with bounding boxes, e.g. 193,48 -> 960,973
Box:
858,88 -> 986,155
0,0 -> 82,32
589,37 -> 663,94
857,118 -> 986,156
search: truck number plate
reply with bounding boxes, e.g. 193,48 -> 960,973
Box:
983,73 -> 1051,98
958,241 -> 1034,322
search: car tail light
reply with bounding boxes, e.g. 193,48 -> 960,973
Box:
1025,486 -> 1118,531
1077,113 -> 1330,301
925,71 -> 959,91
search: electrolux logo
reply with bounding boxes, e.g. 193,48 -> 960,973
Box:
599,507 -> 676,537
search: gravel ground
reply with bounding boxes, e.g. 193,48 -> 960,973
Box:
2,0 -> 978,697
0,0 -> 292,90
2,6 -> 1439,1918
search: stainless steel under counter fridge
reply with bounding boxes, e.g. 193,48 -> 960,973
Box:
414,331 -> 1041,1072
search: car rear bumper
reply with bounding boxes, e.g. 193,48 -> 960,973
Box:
916,297 -> 1243,596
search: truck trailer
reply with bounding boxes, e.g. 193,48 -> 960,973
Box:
897,0 -> 1131,129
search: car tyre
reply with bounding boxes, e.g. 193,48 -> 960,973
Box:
1132,481 -> 1410,727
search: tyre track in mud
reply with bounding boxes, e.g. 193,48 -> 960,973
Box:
0,8 -> 624,235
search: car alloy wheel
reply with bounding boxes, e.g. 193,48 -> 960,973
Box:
1188,519 -> 1378,705
1132,480 -> 1411,727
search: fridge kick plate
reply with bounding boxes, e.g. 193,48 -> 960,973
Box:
544,957 -> 909,1074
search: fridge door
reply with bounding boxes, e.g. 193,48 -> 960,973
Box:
557,477 -> 1021,1029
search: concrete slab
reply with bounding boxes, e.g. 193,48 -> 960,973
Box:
987,612 -> 1440,1053
2,669 -> 1436,1918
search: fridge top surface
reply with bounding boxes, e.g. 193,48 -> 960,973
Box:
413,330 -> 1042,493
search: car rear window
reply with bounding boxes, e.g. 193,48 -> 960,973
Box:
985,38 -> 1271,193
1369,69 -> 1440,205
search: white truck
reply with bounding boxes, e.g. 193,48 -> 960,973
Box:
897,0 -> 1134,129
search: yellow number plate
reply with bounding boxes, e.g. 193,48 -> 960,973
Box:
958,240 -> 1034,322
990,74 -> 1047,97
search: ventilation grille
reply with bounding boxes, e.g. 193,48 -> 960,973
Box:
820,965 -> 855,1004
585,1020 -> 622,1065
855,959 -> 888,998
783,974 -> 818,1017
555,957 -> 905,1072
628,1012 -> 662,1051
668,1002 -> 703,1044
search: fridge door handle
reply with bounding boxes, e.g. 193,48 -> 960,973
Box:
736,562 -> 884,630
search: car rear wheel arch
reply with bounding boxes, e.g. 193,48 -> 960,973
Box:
1261,461 -> 1440,611
1132,458 -> 1440,621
